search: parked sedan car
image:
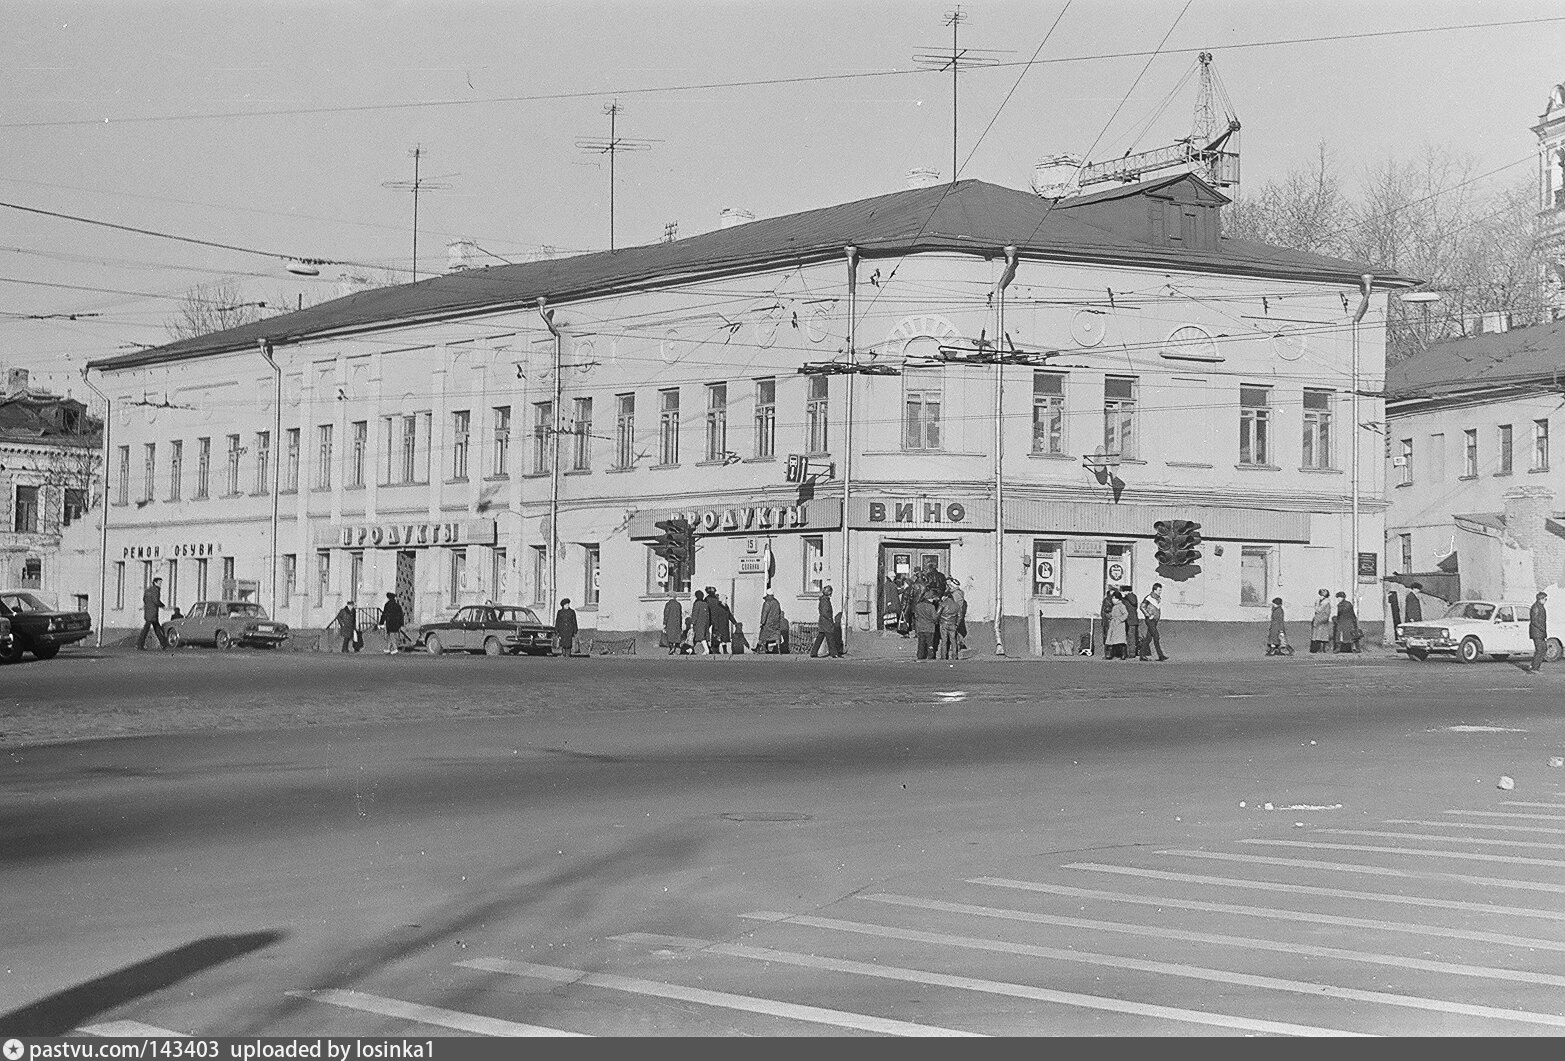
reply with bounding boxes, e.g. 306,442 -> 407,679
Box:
416,604 -> 555,656
1396,599 -> 1563,663
166,600 -> 289,649
0,590 -> 93,662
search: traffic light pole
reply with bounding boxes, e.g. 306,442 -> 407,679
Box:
841,246 -> 858,654
1350,274 -> 1372,616
993,245 -> 1018,656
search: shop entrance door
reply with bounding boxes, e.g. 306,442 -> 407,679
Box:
395,550 -> 417,621
877,544 -> 950,629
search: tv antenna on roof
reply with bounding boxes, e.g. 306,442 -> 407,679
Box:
576,101 -> 660,251
913,7 -> 1007,184
382,145 -> 456,282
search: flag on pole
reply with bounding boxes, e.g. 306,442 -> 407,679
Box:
763,541 -> 776,590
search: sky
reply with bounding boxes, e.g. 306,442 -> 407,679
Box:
4,0 -> 1564,398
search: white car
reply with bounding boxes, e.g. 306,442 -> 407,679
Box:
1396,599 -> 1563,663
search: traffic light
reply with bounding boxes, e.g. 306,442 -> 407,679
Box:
1154,519 -> 1204,567
653,517 -> 697,582
785,454 -> 805,483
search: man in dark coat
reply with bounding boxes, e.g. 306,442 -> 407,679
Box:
380,591 -> 406,654
1404,584 -> 1423,623
706,589 -> 732,654
1098,588 -> 1116,657
1121,586 -> 1141,661
554,598 -> 579,657
689,589 -> 711,653
758,590 -> 785,653
1528,591 -> 1549,672
811,585 -> 843,658
661,597 -> 684,654
137,576 -> 169,650
335,600 -> 358,653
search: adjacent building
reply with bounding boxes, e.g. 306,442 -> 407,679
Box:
86,173 -> 1405,650
0,368 -> 102,607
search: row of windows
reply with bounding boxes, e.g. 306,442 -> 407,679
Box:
1396,419 -> 1550,484
10,485 -> 88,533
111,555 -> 234,609
113,374 -> 1347,503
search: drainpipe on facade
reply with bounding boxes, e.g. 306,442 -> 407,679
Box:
842,245 -> 858,653
1351,274 -> 1373,616
259,340 -> 283,618
994,244 -> 1019,656
538,298 -> 563,616
78,367 -> 111,648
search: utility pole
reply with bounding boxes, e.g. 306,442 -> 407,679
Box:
913,7 -> 1003,184
382,145 -> 454,282
538,298 -> 564,615
576,101 -> 658,251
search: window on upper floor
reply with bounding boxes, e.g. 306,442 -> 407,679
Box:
1463,428 -> 1478,478
571,397 -> 592,472
1398,438 -> 1413,485
1238,386 -> 1271,466
705,383 -> 728,462
1104,376 -> 1137,458
658,389 -> 680,466
754,378 -> 776,459
1534,418 -> 1550,472
1498,424 -> 1514,475
451,410 -> 471,481
806,375 -> 829,455
902,367 -> 943,451
1032,372 -> 1065,455
13,485 -> 38,533
1302,389 -> 1333,469
614,394 -> 635,469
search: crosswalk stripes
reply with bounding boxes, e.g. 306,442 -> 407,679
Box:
456,956 -> 983,1036
1159,848 -> 1565,894
1446,809 -> 1565,821
1314,828 -> 1565,849
731,908 -> 1565,1029
287,989 -> 585,1036
1387,817 -> 1565,836
611,931 -> 1369,1036
1240,837 -> 1565,869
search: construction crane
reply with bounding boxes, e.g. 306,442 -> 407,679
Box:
1079,52 -> 1240,190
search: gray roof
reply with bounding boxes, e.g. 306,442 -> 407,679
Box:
91,174 -> 1408,372
1386,319 -> 1565,401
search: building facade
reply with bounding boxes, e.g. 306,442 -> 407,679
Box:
1385,318 -> 1565,603
0,369 -> 102,608
87,175 -> 1401,650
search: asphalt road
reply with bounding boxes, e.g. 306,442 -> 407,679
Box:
3,648 -> 1565,1037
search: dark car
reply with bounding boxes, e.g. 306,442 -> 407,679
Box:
166,600 -> 290,649
0,590 -> 93,662
416,604 -> 555,656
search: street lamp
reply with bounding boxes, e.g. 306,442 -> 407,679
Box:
1400,290 -> 1442,348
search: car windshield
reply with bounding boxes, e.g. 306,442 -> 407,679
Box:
223,603 -> 264,618
0,592 -> 52,612
495,607 -> 541,624
1442,602 -> 1495,621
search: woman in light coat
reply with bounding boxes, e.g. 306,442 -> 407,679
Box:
1310,588 -> 1334,653
1106,593 -> 1129,660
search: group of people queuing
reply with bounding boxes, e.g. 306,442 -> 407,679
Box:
659,584 -> 848,657
889,570 -> 968,661
1306,588 -> 1363,653
1098,583 -> 1169,660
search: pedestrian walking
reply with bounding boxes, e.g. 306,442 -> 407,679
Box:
1404,584 -> 1424,624
1140,583 -> 1169,660
706,588 -> 733,654
661,597 -> 684,655
334,600 -> 358,653
554,598 -> 579,657
1266,597 -> 1289,655
1105,592 -> 1128,659
811,585 -> 843,658
936,590 -> 961,660
689,589 -> 711,654
1528,590 -> 1549,672
913,591 -> 938,661
1310,588 -> 1333,653
137,576 -> 170,650
379,591 -> 406,653
1121,585 -> 1141,661
759,589 -> 786,653
1332,591 -> 1361,653
1387,588 -> 1401,630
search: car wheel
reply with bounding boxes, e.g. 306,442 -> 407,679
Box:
425,634 -> 443,656
31,644 -> 60,661
483,636 -> 503,657
0,637 -> 22,664
1547,638 -> 1564,663
166,628 -> 182,649
1405,648 -> 1429,661
1457,636 -> 1482,664
215,629 -> 232,651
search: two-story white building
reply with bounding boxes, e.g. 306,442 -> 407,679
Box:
86,173 -> 1404,653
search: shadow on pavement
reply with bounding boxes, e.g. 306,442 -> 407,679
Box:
0,930 -> 284,1035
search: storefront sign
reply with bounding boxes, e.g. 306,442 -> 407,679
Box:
1066,539 -> 1107,557
629,499 -> 840,540
738,556 -> 767,575
121,541 -> 223,561
850,497 -> 993,531
322,519 -> 497,549
1357,551 -> 1379,583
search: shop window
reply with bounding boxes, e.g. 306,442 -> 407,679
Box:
531,545 -> 548,603
647,544 -> 691,596
315,553 -> 329,607
491,546 -> 507,599
584,544 -> 600,606
196,557 -> 209,601
166,560 -> 178,610
21,557 -> 41,589
1104,541 -> 1134,593
1240,545 -> 1272,607
349,551 -> 364,602
1399,534 -> 1412,574
802,535 -> 825,594
1032,540 -> 1063,598
448,548 -> 466,607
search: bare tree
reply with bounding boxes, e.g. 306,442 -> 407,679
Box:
165,277 -> 269,341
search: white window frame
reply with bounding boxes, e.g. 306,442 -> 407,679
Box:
902,367 -> 943,451
1032,372 -> 1065,455
451,409 -> 471,480
1463,428 -> 1478,478
614,393 -> 635,469
754,377 -> 776,459
1032,539 -> 1063,598
1498,424 -> 1513,475
571,397 -> 592,472
705,383 -> 728,462
1239,544 -> 1272,608
658,388 -> 680,466
491,405 -> 512,478
805,375 -> 829,455
1239,385 -> 1271,466
168,440 -> 183,501
1104,376 -> 1137,458
1302,388 -> 1333,469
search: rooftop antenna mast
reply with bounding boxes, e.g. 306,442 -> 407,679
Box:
382,145 -> 455,282
913,7 -> 1004,184
576,101 -> 658,251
